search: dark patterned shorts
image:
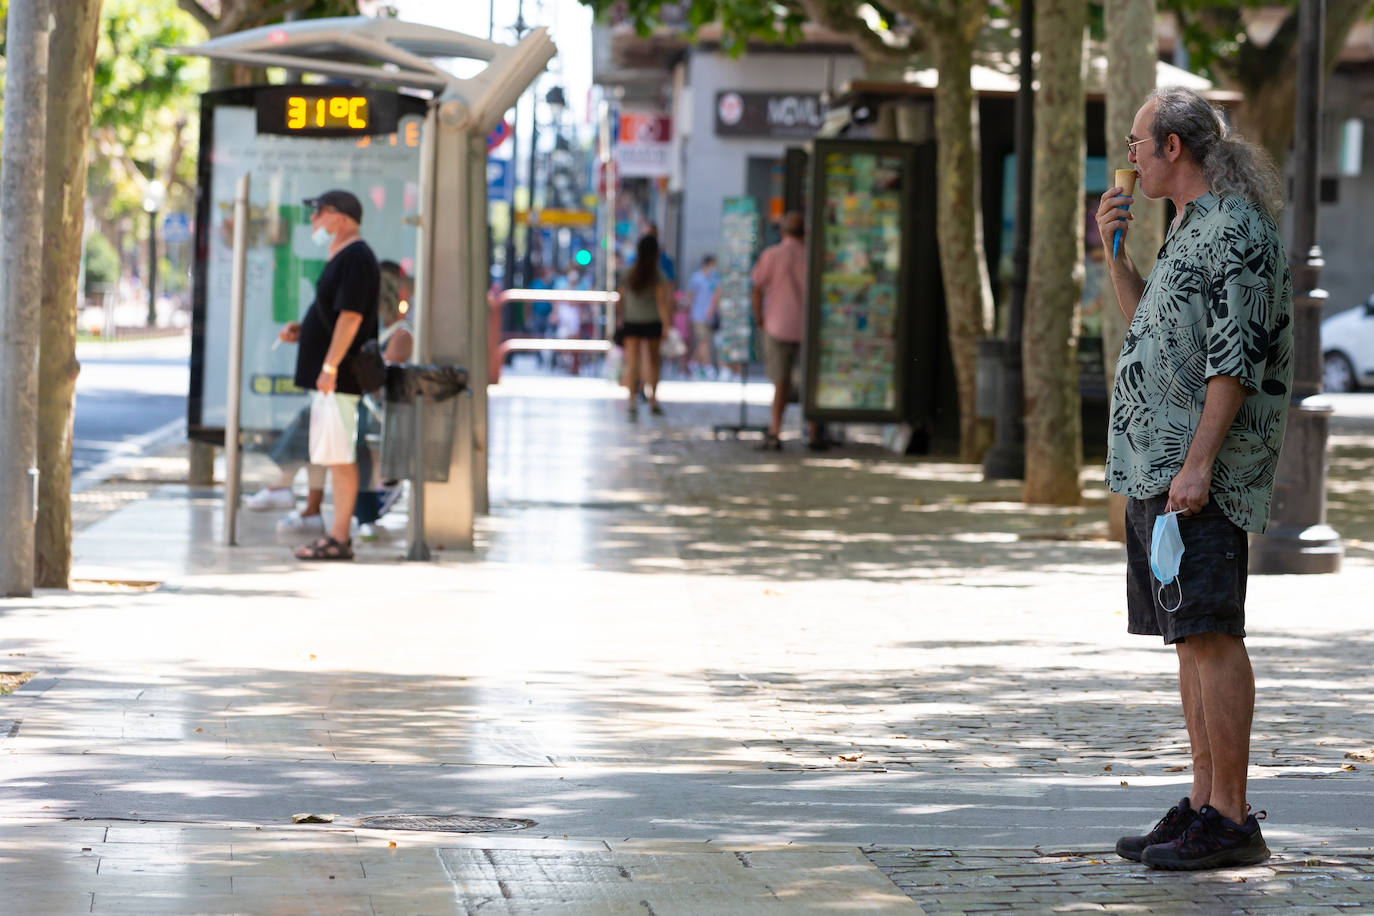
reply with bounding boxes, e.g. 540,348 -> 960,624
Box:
1125,494 -> 1248,645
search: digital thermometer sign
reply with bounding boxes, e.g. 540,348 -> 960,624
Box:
255,86 -> 399,137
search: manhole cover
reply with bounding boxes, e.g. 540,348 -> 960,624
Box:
359,815 -> 535,833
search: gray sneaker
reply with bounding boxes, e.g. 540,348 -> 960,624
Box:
1116,796 -> 1198,862
1141,805 -> 1270,871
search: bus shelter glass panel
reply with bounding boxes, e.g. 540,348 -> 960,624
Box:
190,85 -> 427,443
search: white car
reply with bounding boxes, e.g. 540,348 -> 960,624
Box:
1322,297 -> 1374,392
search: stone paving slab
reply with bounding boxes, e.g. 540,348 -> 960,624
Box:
0,820 -> 921,915
865,846 -> 1374,914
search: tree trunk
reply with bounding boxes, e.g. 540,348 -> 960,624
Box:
0,0 -> 51,597
34,0 -> 103,589
1023,0 -> 1086,506
931,22 -> 996,462
1102,0 -> 1163,539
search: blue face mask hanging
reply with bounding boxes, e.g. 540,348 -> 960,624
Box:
1150,510 -> 1185,613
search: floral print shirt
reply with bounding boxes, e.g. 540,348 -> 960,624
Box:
1106,191 -> 1293,534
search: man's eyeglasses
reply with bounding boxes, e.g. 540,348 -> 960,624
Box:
1124,135 -> 1152,155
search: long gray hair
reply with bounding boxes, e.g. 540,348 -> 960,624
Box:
1147,87 -> 1284,217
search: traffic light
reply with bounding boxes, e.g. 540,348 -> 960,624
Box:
575,248 -> 592,267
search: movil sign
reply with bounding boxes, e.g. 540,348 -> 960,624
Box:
766,95 -> 822,130
715,91 -> 824,138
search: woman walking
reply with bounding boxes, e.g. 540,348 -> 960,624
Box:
617,234 -> 674,419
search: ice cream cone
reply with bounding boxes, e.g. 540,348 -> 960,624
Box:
1112,169 -> 1138,260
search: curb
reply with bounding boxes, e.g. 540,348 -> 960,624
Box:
70,415 -> 187,495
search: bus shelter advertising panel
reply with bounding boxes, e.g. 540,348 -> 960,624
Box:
189,85 -> 428,444
803,140 -> 917,423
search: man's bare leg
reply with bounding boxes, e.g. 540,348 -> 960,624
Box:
1176,642 -> 1212,809
1184,632 -> 1254,824
302,464 -> 326,518
328,462 -> 358,543
769,381 -> 787,438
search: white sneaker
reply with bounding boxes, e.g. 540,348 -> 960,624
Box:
276,511 -> 325,533
357,522 -> 384,542
245,487 -> 295,511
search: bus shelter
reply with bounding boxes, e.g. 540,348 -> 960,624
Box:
184,17 -> 554,552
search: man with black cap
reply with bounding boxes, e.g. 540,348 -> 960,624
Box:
277,189 -> 380,560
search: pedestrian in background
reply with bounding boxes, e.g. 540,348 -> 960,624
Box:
353,260 -> 413,540
554,267 -> 586,374
1098,87 -> 1291,870
616,234 -> 673,420
278,189 -> 380,561
687,254 -> 719,378
751,211 -> 820,450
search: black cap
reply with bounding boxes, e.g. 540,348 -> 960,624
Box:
302,189 -> 363,223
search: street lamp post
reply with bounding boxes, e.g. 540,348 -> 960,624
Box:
983,0 -> 1033,480
142,179 -> 166,328
502,2 -> 527,293
1250,0 -> 1343,574
523,84 -> 565,283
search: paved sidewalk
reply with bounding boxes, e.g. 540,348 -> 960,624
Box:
4,372 -> 1374,912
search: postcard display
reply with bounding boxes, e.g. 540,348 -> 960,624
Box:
716,196 -> 758,364
806,142 -> 914,422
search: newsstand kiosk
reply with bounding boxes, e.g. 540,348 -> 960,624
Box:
184,17 -> 554,553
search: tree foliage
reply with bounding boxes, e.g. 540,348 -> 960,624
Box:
1158,0 -> 1374,164
89,0 -> 208,228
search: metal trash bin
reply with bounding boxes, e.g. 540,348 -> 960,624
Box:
380,364 -> 468,483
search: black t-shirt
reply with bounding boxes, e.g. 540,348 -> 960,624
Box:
294,239 -> 380,394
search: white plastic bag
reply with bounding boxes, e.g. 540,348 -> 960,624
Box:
662,327 -> 687,360
309,391 -> 353,466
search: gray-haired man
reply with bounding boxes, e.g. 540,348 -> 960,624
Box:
1096,87 -> 1293,870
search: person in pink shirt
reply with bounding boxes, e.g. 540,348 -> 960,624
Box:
750,211 -> 813,450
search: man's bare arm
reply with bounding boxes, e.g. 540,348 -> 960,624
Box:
1095,186 -> 1145,322
324,311 -> 364,370
1166,375 -> 1249,514
1107,259 -> 1146,323
315,311 -> 365,393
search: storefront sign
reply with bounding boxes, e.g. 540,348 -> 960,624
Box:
527,208 -> 595,227
487,157 -> 512,202
614,110 -> 672,178
715,91 -> 824,138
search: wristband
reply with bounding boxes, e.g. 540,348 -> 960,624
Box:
322,363 -> 337,375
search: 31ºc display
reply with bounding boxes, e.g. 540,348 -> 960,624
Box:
255,86 -> 400,138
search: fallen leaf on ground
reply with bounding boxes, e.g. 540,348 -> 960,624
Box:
1103,765 -> 1112,771
837,754 -> 863,762
291,813 -> 336,824
1164,765 -> 1188,772
1345,748 -> 1374,762
388,840 -> 397,848
1120,781 -> 1129,786
1342,764 -> 1357,771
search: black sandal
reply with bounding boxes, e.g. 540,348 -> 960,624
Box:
294,535 -> 353,561
756,434 -> 782,452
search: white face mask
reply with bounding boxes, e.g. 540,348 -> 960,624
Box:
311,225 -> 334,248
1150,509 -> 1185,613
